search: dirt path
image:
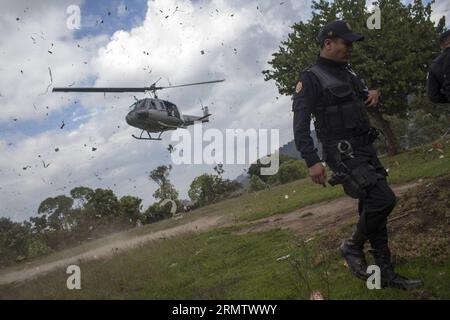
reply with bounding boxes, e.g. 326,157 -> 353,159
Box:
0,215 -> 225,285
0,180 -> 421,285
234,181 -> 420,236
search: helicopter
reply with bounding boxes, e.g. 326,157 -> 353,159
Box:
52,79 -> 224,140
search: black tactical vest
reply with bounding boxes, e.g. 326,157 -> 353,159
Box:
430,49 -> 450,97
308,64 -> 371,141
430,52 -> 446,83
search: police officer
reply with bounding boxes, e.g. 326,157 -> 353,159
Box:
427,30 -> 450,103
293,20 -> 422,289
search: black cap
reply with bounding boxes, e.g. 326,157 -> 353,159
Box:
318,20 -> 364,43
439,30 -> 450,45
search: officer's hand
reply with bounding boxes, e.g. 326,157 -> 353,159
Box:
309,163 -> 327,187
365,89 -> 380,108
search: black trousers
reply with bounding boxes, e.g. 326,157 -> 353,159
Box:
324,144 -> 397,250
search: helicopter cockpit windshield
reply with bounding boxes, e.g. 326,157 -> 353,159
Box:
129,100 -> 146,111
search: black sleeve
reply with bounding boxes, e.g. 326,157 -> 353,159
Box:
292,72 -> 321,168
427,70 -> 447,103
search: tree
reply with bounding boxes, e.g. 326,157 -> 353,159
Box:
278,159 -> 308,184
0,218 -> 34,266
70,186 -> 94,208
150,165 -> 172,187
149,165 -> 179,201
143,202 -> 173,223
188,173 -> 241,206
119,196 -> 143,224
263,0 -> 447,155
29,215 -> 48,234
249,175 -> 269,192
86,189 -> 120,220
188,174 -> 216,206
248,154 -> 300,183
37,195 -> 74,231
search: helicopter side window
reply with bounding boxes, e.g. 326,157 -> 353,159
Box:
150,101 -> 156,109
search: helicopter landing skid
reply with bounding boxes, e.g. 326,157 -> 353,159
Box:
132,130 -> 163,141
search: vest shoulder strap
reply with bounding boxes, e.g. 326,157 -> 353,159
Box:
309,64 -> 348,89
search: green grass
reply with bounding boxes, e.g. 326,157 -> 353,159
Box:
0,139 -> 449,299
0,229 -> 295,299
227,139 -> 450,222
1,225 -> 448,299
4,139 -> 448,275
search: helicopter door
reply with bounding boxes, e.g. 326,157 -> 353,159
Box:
167,105 -> 175,117
164,101 -> 178,118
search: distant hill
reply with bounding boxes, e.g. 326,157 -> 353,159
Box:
232,130 -> 323,187
278,130 -> 322,160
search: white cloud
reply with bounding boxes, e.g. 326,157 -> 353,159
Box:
4,0 -> 445,222
0,0 -> 312,221
431,0 -> 450,27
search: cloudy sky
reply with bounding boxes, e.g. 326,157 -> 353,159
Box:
1,0 -> 448,222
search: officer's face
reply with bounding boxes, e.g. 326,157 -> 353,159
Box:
324,38 -> 353,63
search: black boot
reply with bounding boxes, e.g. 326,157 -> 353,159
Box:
339,230 -> 369,280
370,247 -> 423,290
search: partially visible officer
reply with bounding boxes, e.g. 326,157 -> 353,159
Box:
293,20 -> 423,289
427,30 -> 450,103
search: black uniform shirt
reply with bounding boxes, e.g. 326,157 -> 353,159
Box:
427,47 -> 450,103
292,55 -> 369,168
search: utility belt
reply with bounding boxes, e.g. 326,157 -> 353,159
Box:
325,127 -> 384,199
322,127 -> 380,150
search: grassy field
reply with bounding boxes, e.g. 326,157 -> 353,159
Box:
0,139 -> 449,299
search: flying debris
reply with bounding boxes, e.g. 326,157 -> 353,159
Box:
41,67 -> 53,95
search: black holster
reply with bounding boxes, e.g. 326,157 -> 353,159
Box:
329,171 -> 367,199
329,161 -> 381,199
326,136 -> 381,199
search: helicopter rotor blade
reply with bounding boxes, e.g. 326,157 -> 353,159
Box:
52,87 -> 149,93
152,79 -> 225,90
53,79 -> 225,93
